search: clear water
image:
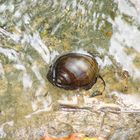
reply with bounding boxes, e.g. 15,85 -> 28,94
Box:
0,0 -> 140,140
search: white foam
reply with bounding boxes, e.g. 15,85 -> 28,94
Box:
31,62 -> 45,84
0,47 -> 20,62
22,72 -> 32,90
74,48 -> 91,56
96,56 -> 112,68
0,28 -> 21,43
0,62 -> 5,77
50,50 -> 59,62
115,0 -> 140,24
109,16 -> 140,79
111,91 -> 140,110
0,4 -> 6,13
13,64 -> 26,71
28,32 -> 50,64
23,14 -> 30,24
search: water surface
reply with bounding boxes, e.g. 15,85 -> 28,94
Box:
0,0 -> 140,139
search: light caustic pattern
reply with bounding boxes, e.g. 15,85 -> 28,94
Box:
0,0 -> 140,139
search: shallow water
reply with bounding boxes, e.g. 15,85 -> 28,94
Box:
0,0 -> 140,140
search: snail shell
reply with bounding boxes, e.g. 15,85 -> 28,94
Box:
47,53 -> 100,90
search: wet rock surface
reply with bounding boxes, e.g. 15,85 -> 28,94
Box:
0,0 -> 140,140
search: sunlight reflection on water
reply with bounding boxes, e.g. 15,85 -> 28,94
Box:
0,0 -> 140,139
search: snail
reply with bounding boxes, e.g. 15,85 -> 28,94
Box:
47,53 -> 105,97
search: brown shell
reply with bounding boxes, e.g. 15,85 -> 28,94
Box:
47,53 -> 99,90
